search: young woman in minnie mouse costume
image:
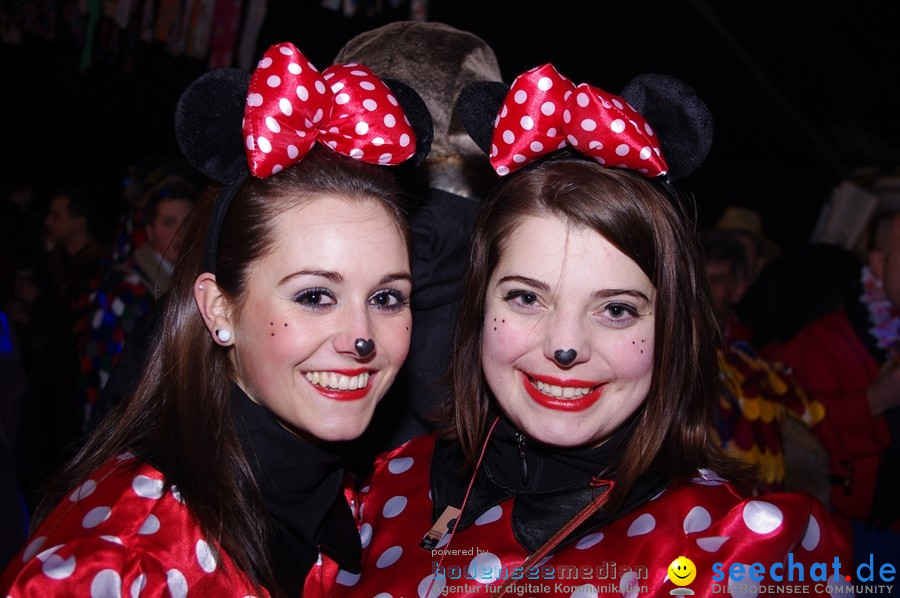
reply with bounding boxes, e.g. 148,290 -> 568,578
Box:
332,64 -> 853,597
1,42 -> 432,597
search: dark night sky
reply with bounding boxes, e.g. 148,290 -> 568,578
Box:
2,0 -> 898,253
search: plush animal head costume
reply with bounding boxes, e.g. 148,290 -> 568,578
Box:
335,21 -> 503,199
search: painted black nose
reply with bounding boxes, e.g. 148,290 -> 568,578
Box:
354,338 -> 375,358
553,348 -> 577,366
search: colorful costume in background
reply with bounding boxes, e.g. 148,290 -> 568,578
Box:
333,430 -> 853,598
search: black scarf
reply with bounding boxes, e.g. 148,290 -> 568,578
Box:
430,414 -> 668,553
232,386 -> 361,595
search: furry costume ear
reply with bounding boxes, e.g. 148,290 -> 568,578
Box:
619,74 -> 713,180
383,78 -> 434,167
174,68 -> 250,186
455,81 -> 509,155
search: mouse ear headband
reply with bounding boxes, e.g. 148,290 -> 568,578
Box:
175,41 -> 433,272
455,63 -> 712,182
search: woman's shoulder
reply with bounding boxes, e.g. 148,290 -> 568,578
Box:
1,454 -> 259,596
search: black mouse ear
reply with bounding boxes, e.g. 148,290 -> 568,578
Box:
174,68 -> 251,186
454,81 -> 509,155
383,78 -> 433,167
619,74 -> 713,180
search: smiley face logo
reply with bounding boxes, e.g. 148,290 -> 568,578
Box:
668,556 -> 697,587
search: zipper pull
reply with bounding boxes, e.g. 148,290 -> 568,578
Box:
515,432 -> 528,485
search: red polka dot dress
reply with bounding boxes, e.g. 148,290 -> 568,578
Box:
0,454 -> 264,597
336,433 -> 854,598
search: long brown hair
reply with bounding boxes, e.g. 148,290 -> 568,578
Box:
447,156 -> 742,511
33,147 -> 409,593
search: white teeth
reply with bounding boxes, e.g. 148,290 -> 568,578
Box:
534,379 -> 593,398
305,371 -> 369,391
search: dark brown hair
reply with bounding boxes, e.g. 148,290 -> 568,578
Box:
447,156 -> 741,511
33,147 -> 409,594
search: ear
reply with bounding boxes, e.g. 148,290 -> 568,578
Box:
869,248 -> 886,282
194,272 -> 234,345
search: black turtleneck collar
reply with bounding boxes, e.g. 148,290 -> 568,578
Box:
430,412 -> 668,553
231,386 -> 361,595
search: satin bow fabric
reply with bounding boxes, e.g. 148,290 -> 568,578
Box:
243,42 -> 416,178
490,63 -> 668,178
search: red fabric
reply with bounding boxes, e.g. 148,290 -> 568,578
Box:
490,63 -> 668,177
0,456 -> 266,597
244,42 -> 416,178
767,308 -> 892,525
334,434 -> 853,597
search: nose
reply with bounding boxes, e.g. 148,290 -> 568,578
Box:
335,306 -> 376,360
543,308 -> 590,368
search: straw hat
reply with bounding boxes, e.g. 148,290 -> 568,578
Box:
715,206 -> 781,259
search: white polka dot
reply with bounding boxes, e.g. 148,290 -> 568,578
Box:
574,531 -> 604,549
399,133 -> 411,147
23,536 -> 46,562
166,569 -> 188,598
265,116 -> 281,133
266,75 -> 281,88
547,127 -> 558,137
42,553 -> 76,580
132,475 -> 164,499
288,62 -> 301,75
83,506 -> 112,528
130,573 -> 146,598
610,119 -> 626,133
331,82 -> 345,93
336,569 -> 361,586
588,140 -> 603,150
540,101 -> 556,116
742,501 -> 783,534
563,109 -> 571,123
644,123 -> 654,136
569,584 -> 598,597
349,148 -> 364,160
537,77 -> 553,91
474,505 -> 502,525
378,153 -> 394,164
496,165 -> 510,176
287,145 -> 299,159
620,571 -> 641,598
468,552 -> 502,584
383,496 -> 408,518
359,523 -> 372,548
512,154 -> 526,163
639,147 -> 652,160
350,69 -> 367,76
567,134 -> 579,146
581,119 -> 597,132
530,141 -> 544,152
576,92 -> 590,107
683,506 -> 712,534
376,545 -> 403,568
363,99 -> 378,111
372,137 -> 385,146
138,515 -> 160,535
355,121 -> 369,135
418,573 -> 446,598
245,135 -> 255,151
315,80 -> 327,94
626,513 -> 656,536
258,137 -> 272,153
696,536 -> 730,552
272,165 -> 283,174
278,46 -> 293,56
296,86 -> 309,101
384,457 -> 412,475
384,114 -> 396,128
499,106 -> 507,119
728,575 -> 757,597
374,594 -> 393,598
502,130 -> 515,144
91,569 -> 121,597
279,98 -> 292,116
259,57 -> 273,68
196,539 -> 217,573
801,514 -> 821,551
513,90 -> 528,104
520,116 -> 534,130
101,536 -> 123,545
335,93 -> 351,105
361,81 -> 376,91
70,479 -> 97,501
615,144 -> 631,157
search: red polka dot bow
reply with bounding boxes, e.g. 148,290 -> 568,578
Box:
490,63 -> 668,178
243,42 -> 416,178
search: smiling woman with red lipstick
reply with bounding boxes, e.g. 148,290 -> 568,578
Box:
1,42 -> 432,598
338,64 -> 853,598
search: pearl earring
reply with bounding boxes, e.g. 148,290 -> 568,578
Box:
216,329 -> 232,343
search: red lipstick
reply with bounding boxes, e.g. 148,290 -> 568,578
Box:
521,372 -> 604,412
306,369 -> 373,402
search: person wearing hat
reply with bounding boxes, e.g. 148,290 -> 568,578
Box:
715,205 -> 781,286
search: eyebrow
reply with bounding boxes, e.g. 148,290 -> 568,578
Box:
280,270 -> 412,286
496,275 -> 650,302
